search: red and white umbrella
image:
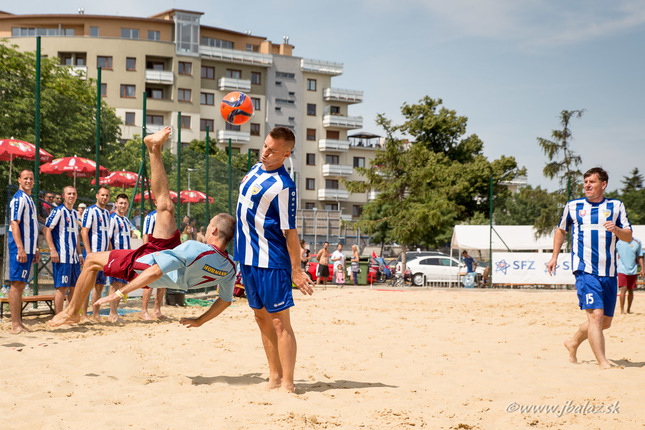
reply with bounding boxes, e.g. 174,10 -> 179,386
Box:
91,170 -> 146,189
40,155 -> 109,187
133,190 -> 178,203
0,139 -> 54,184
180,190 -> 214,204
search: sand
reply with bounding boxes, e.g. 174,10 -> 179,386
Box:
1,287 -> 644,430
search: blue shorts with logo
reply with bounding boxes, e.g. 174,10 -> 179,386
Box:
9,253 -> 34,283
53,262 -> 81,288
240,265 -> 294,313
574,271 -> 617,317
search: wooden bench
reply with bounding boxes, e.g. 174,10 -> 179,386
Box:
0,295 -> 55,319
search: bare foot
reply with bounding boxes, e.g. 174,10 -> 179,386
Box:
266,377 -> 282,390
108,314 -> 121,323
599,361 -> 614,370
91,314 -> 103,323
152,311 -> 167,320
79,315 -> 91,324
143,127 -> 171,153
141,312 -> 155,321
10,324 -> 30,334
280,382 -> 295,393
564,338 -> 578,363
49,311 -> 81,327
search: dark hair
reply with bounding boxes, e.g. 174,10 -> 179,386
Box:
97,185 -> 110,194
269,127 -> 296,150
116,193 -> 129,201
583,167 -> 608,183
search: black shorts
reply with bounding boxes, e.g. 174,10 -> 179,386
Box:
317,264 -> 329,278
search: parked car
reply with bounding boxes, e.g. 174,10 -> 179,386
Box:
406,255 -> 484,286
396,251 -> 448,265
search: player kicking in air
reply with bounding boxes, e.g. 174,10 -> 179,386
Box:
50,127 -> 237,328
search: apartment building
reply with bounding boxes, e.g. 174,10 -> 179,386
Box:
0,9 -> 378,219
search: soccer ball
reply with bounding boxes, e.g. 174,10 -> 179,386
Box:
220,92 -> 254,125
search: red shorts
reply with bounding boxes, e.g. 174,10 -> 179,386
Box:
618,273 -> 638,290
104,231 -> 181,283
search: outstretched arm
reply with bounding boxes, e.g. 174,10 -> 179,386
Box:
179,298 -> 231,328
94,264 -> 163,306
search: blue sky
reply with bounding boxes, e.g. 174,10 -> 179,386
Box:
10,0 -> 645,191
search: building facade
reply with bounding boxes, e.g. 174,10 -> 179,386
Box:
0,8 -> 378,219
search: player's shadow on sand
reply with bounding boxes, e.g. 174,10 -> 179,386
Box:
298,380 -> 397,393
189,373 -> 266,386
612,359 -> 645,368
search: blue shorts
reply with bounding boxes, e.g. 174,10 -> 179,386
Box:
52,262 -> 81,288
574,271 -> 617,317
240,265 -> 294,313
109,277 -> 127,285
9,253 -> 34,283
95,271 -> 107,285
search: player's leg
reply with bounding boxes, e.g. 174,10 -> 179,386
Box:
619,284 -> 627,314
269,308 -> 297,392
153,288 -> 166,319
253,307 -> 284,389
91,282 -> 105,322
586,309 -> 612,369
9,280 -> 27,334
49,251 -> 111,327
627,287 -> 634,313
54,287 -> 68,314
108,280 -> 124,323
141,287 -> 154,320
143,127 -> 175,240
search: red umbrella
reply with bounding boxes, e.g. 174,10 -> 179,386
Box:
0,139 -> 54,184
180,190 -> 214,204
40,156 -> 109,187
133,190 -> 178,203
91,170 -> 146,189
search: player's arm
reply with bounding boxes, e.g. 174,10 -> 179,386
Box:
94,264 -> 164,306
604,223 -> 632,243
179,298 -> 230,328
42,226 -> 59,263
546,227 -> 567,275
285,229 -> 314,295
10,220 -> 27,263
81,227 -> 91,254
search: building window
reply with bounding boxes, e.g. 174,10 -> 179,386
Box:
178,88 -> 191,102
125,112 -> 135,125
146,87 -> 163,99
201,36 -> 233,49
252,98 -> 261,111
200,118 -> 214,132
326,130 -> 340,139
325,179 -> 339,189
225,123 -> 241,131
146,115 -> 164,125
305,202 -> 315,210
306,153 -> 315,166
353,157 -> 365,168
307,104 -> 316,116
147,61 -> 165,70
148,30 -> 160,41
353,205 -> 363,217
97,56 -> 112,70
250,123 -> 260,136
120,84 -> 135,98
226,147 -> 241,156
226,69 -> 241,79
126,57 -> 136,71
307,79 -> 316,91
275,71 -> 295,79
249,149 -> 260,162
178,61 -> 192,75
251,71 -> 261,85
330,106 -> 341,115
201,66 -> 214,79
181,116 -> 191,129
100,83 -> 107,97
306,178 -> 315,190
200,92 -> 214,105
121,28 -> 139,39
306,129 -> 316,141
326,155 -> 339,165
90,27 -> 99,37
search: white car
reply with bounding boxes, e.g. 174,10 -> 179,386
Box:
406,256 -> 484,286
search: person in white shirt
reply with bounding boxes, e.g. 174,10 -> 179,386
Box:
331,243 -> 346,287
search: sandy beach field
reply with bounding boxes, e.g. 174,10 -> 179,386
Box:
1,287 -> 644,430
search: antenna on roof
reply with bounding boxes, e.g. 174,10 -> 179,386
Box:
245,30 -> 251,35
78,8 -> 85,15
283,35 -> 289,44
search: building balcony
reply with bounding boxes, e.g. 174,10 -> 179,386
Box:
200,46 -> 273,66
322,164 -> 353,177
323,114 -> 363,129
318,139 -> 350,152
145,70 -> 174,85
145,124 -> 167,134
301,58 -> 343,75
323,88 -> 363,104
218,77 -> 251,92
216,130 -> 251,144
317,189 -> 349,201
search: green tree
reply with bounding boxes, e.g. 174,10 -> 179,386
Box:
346,97 -> 522,268
607,168 -> 645,225
494,186 -> 560,226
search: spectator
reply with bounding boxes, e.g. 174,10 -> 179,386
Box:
53,193 -> 62,207
350,244 -> 360,286
316,242 -> 330,289
462,251 -> 477,274
180,224 -> 193,243
77,202 -> 87,219
616,237 -> 644,314
195,226 -> 207,243
331,243 -> 346,286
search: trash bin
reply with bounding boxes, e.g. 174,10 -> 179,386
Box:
166,290 -> 186,306
358,257 -> 369,285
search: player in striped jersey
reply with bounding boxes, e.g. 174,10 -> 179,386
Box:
141,209 -> 165,320
81,186 -> 111,322
235,127 -> 315,392
50,127 -> 237,329
547,167 -> 632,369
43,186 -> 83,315
106,193 -> 132,322
8,169 -> 41,334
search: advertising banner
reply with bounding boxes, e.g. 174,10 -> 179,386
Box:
492,252 -> 575,285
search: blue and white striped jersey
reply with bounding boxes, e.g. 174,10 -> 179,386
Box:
143,210 -> 157,236
45,205 -> 80,264
82,204 -> 111,253
558,197 -> 632,277
234,163 -> 297,268
108,212 -> 132,250
135,241 -> 236,302
9,190 -> 39,255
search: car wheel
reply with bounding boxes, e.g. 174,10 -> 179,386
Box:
412,273 -> 424,286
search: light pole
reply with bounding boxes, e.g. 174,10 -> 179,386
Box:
186,168 -> 198,217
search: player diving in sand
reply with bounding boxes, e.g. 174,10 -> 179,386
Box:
50,127 -> 237,328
